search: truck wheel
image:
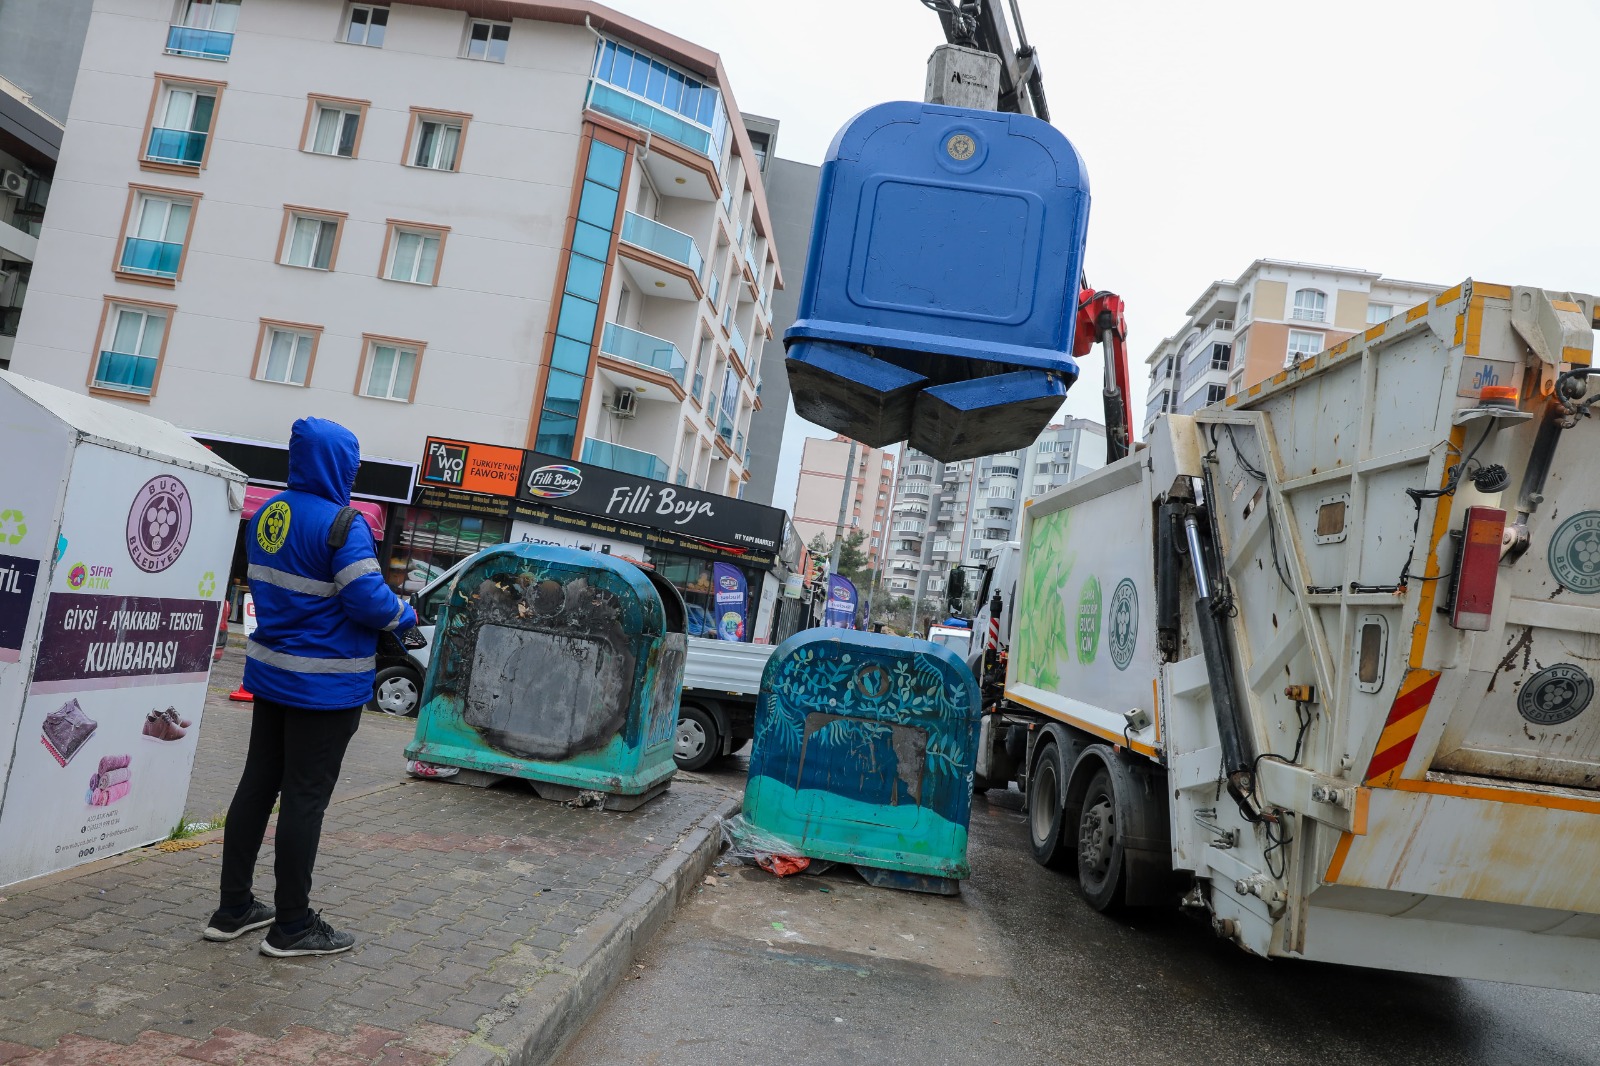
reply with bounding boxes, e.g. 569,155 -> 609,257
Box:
674,705 -> 720,772
1075,766 -> 1127,912
1026,741 -> 1075,870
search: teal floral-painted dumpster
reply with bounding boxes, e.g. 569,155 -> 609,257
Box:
404,543 -> 685,810
740,629 -> 981,893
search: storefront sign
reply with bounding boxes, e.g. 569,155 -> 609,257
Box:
30,593 -> 221,692
515,450 -> 784,552
420,438 -> 524,498
510,500 -> 776,568
825,575 -> 858,629
713,562 -> 748,641
414,486 -> 514,520
0,552 -> 39,663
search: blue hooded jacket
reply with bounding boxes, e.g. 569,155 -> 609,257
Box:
243,418 -> 417,710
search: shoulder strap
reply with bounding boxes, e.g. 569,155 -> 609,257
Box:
327,506 -> 359,550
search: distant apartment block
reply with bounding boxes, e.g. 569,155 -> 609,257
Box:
1144,260 -> 1442,437
790,436 -> 895,572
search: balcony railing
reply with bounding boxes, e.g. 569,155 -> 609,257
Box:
717,417 -> 734,443
600,322 -> 686,387
585,81 -> 713,158
146,128 -> 206,167
692,370 -> 705,400
1292,307 -> 1325,322
165,25 -> 234,59
729,323 -> 746,363
708,271 -> 721,309
93,351 -> 157,395
734,431 -> 745,457
581,439 -> 668,482
989,466 -> 1019,480
620,212 -> 704,278
119,237 -> 182,279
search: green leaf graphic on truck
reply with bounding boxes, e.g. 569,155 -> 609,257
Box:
1014,508 -> 1076,689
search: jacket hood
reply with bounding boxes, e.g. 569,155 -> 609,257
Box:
287,417 -> 359,504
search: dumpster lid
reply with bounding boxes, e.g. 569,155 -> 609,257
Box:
1,371 -> 246,486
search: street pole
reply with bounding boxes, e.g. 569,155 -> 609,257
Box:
829,439 -> 857,575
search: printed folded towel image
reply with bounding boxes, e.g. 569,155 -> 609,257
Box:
87,754 -> 132,806
41,699 -> 98,767
142,707 -> 188,742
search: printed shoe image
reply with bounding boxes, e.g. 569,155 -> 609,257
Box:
142,709 -> 187,742
259,911 -> 355,957
162,706 -> 193,729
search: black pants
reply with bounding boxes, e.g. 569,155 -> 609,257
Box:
219,698 -> 362,926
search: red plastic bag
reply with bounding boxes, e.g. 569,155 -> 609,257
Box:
757,854 -> 811,878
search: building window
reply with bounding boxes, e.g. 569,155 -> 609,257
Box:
1239,293 -> 1251,321
1367,302 -> 1394,325
167,0 -> 240,60
252,319 -> 320,386
278,208 -> 344,270
1292,288 -> 1327,322
589,38 -> 728,159
359,335 -> 423,402
1205,384 -> 1228,405
382,222 -> 447,285
303,96 -> 366,158
1210,343 -> 1232,371
144,79 -> 222,170
407,110 -> 468,171
343,3 -> 387,46
91,300 -> 173,397
117,187 -> 197,283
1286,329 -> 1322,366
463,19 -> 510,62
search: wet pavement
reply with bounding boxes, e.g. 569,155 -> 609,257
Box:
557,785 -> 1600,1066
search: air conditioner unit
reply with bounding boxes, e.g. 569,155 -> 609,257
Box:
0,171 -> 24,198
608,389 -> 637,418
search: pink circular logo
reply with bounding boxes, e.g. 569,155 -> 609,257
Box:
719,575 -> 738,591
126,475 -> 192,573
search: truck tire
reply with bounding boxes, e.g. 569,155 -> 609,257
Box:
1074,765 -> 1127,912
674,704 -> 721,772
1026,740 -> 1075,870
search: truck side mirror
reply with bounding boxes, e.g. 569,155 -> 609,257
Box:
946,567 -> 966,612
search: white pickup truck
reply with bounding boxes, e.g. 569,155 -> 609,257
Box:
370,556 -> 775,771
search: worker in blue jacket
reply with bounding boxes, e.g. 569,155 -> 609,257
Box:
204,417 -> 417,957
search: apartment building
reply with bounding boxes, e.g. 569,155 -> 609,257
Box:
0,75 -> 57,371
1144,259 -> 1441,437
789,436 -> 894,573
9,0 -> 783,598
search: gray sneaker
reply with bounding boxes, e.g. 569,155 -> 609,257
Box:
259,911 -> 355,957
203,900 -> 275,941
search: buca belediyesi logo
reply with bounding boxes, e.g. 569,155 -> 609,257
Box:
126,476 -> 192,573
257,500 -> 292,554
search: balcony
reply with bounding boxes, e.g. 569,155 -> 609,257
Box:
585,81 -> 713,158
93,351 -> 156,395
989,465 -> 1019,480
165,25 -> 234,59
581,439 -> 668,482
600,322 -> 686,387
619,212 -> 703,278
146,128 -> 206,167
1292,307 -> 1325,323
119,237 -> 182,279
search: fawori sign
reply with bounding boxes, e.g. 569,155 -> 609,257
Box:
513,449 -> 785,552
420,437 -> 524,497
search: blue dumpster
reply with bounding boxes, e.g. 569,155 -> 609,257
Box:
783,101 -> 1091,461
741,629 -> 982,893
404,543 -> 685,810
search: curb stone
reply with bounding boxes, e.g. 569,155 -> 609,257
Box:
450,793 -> 741,1066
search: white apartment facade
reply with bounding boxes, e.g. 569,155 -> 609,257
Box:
10,0 -> 781,508
1145,259 -> 1440,437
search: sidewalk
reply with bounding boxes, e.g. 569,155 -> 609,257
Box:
0,645 -> 740,1065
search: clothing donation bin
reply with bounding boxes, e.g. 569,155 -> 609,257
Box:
0,372 -> 245,888
405,543 -> 685,810
783,101 -> 1091,462
740,629 -> 981,894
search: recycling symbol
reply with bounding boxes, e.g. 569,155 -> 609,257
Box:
198,571 -> 217,597
0,509 -> 27,545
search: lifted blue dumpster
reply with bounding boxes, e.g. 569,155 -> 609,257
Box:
404,543 -> 686,810
783,101 -> 1090,462
740,629 -> 982,894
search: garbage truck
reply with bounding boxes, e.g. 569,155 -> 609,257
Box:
966,281 -> 1600,992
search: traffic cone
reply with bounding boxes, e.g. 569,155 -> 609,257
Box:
228,685 -> 253,703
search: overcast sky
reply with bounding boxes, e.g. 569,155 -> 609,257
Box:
617,0 -> 1600,513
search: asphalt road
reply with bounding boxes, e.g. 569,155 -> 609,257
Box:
557,773 -> 1600,1066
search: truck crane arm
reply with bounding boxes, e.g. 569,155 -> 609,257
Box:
1075,288 -> 1134,462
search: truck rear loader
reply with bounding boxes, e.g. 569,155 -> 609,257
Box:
972,281 -> 1600,992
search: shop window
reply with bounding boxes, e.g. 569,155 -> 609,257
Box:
386,506 -> 510,593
